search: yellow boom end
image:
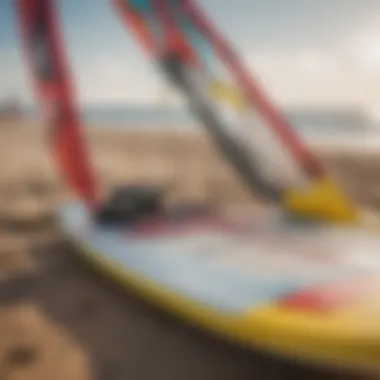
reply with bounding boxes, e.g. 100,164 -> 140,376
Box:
283,177 -> 359,224
209,80 -> 246,110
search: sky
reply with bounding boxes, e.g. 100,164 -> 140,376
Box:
2,0 -> 380,112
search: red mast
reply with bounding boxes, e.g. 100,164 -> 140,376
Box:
16,0 -> 98,207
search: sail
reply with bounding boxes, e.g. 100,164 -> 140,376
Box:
16,0 -> 98,207
114,0 -> 359,223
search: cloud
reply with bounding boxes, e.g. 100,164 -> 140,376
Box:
243,49 -> 380,107
0,48 -> 33,104
73,56 -> 158,104
69,51 -> 188,106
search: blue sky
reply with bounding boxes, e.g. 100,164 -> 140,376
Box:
1,0 -> 380,112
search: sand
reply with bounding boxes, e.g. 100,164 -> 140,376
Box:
0,119 -> 379,380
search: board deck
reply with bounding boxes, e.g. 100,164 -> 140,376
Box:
59,202 -> 380,372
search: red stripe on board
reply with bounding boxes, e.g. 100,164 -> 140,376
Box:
16,0 -> 98,207
179,0 -> 326,179
279,276 -> 380,313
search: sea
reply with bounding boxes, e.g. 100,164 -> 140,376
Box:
27,104 -> 380,151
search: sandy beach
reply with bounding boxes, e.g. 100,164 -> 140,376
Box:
0,119 -> 379,380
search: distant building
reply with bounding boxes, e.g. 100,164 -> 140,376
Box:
0,97 -> 24,121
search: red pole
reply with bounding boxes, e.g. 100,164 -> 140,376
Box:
16,0 -> 98,207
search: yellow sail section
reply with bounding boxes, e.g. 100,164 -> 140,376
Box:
208,79 -> 247,111
283,177 -> 359,224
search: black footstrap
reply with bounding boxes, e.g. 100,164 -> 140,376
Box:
96,185 -> 164,226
